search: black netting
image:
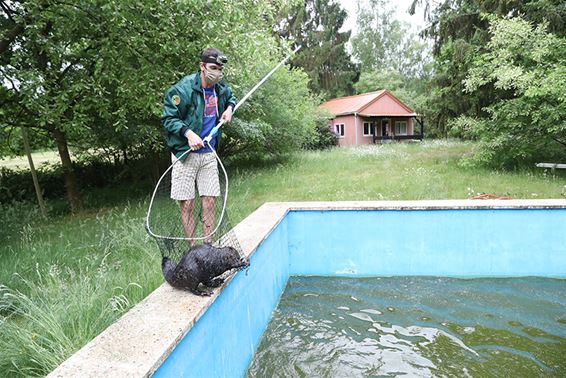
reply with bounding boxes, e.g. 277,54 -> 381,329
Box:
146,148 -> 243,267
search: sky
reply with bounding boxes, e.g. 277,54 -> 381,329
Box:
337,0 -> 428,35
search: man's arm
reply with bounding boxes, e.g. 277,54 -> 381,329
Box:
220,86 -> 237,123
161,86 -> 190,137
226,85 -> 237,110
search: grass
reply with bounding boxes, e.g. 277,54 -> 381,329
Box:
1,141 -> 565,376
227,141 -> 566,219
0,201 -> 161,377
0,151 -> 62,171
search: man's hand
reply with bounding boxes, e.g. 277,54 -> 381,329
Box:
220,107 -> 233,124
186,129 -> 204,150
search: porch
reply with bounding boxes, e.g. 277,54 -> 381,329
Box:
361,116 -> 424,143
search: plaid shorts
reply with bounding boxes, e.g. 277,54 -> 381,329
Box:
170,152 -> 220,200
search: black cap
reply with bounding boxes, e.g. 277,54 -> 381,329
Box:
200,48 -> 228,65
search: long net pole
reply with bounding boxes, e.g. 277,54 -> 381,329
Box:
203,45 -> 301,144
146,46 -> 301,238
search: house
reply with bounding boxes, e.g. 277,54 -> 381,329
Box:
319,90 -> 424,146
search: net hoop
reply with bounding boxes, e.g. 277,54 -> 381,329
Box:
145,141 -> 229,241
145,46 -> 301,243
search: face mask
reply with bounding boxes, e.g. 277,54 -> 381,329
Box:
203,66 -> 223,85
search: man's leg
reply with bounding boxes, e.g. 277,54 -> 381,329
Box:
171,153 -> 198,242
201,196 -> 215,243
180,199 -> 195,239
196,153 -> 220,244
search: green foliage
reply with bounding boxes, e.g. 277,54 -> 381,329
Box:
222,64 -> 319,159
352,0 -> 431,78
453,16 -> 566,168
1,0 -> 318,211
351,0 -> 432,123
410,0 -> 566,137
0,0 -> 306,157
274,0 -> 360,99
302,109 -> 337,150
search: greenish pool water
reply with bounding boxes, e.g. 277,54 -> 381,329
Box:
247,277 -> 566,377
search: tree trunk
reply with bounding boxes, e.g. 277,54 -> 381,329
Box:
22,127 -> 47,218
122,146 -> 129,165
52,128 -> 81,213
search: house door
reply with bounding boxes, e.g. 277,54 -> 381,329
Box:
381,119 -> 389,136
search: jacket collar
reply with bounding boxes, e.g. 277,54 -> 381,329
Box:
190,71 -> 227,95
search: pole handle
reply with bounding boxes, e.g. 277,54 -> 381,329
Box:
202,45 -> 301,144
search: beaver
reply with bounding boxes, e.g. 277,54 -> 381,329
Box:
162,244 -> 249,296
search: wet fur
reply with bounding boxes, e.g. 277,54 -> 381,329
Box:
162,244 -> 249,296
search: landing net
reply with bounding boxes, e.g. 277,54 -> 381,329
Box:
145,145 -> 242,266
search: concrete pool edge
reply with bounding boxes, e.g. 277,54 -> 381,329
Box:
47,199 -> 566,377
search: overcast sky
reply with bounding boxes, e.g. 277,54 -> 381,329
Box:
338,0 -> 428,35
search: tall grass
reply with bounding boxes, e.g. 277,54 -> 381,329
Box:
0,202 -> 161,376
1,141 -> 565,376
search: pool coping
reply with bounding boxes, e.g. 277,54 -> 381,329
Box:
47,199 -> 566,377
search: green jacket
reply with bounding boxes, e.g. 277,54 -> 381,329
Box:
161,72 -> 237,159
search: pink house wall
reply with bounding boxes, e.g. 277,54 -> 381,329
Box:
330,115 -> 375,146
330,115 -> 357,146
362,95 -> 413,115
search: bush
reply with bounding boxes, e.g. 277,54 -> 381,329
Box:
456,16 -> 566,168
302,112 -> 338,150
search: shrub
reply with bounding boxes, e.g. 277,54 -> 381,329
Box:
302,111 -> 338,150
0,155 -> 166,205
456,16 -> 566,168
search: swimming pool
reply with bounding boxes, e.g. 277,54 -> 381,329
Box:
154,202 -> 566,377
47,201 -> 566,377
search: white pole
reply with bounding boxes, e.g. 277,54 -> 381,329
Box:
148,46 -> 302,237
203,46 -> 301,144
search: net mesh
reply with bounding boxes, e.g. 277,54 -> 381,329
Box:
146,148 -> 242,267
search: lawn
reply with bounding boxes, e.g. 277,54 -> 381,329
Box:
1,141 -> 565,376
0,150 -> 62,171
227,140 -> 566,218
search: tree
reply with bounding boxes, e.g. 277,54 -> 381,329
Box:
350,0 -> 432,118
274,0 -> 360,99
352,0 -> 431,77
452,16 -> 566,168
409,0 -> 566,136
2,1 -> 85,211
1,0 -> 318,210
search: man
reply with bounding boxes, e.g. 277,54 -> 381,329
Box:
162,48 -> 236,242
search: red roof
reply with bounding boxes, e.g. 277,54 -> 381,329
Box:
319,90 -> 417,117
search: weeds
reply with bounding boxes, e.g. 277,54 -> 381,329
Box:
0,204 -> 161,376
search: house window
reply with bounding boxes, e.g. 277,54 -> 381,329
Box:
395,121 -> 407,135
335,123 -> 345,137
363,122 -> 372,136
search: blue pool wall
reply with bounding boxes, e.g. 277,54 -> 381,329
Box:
153,216 -> 289,378
154,208 -> 566,377
288,209 -> 566,277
